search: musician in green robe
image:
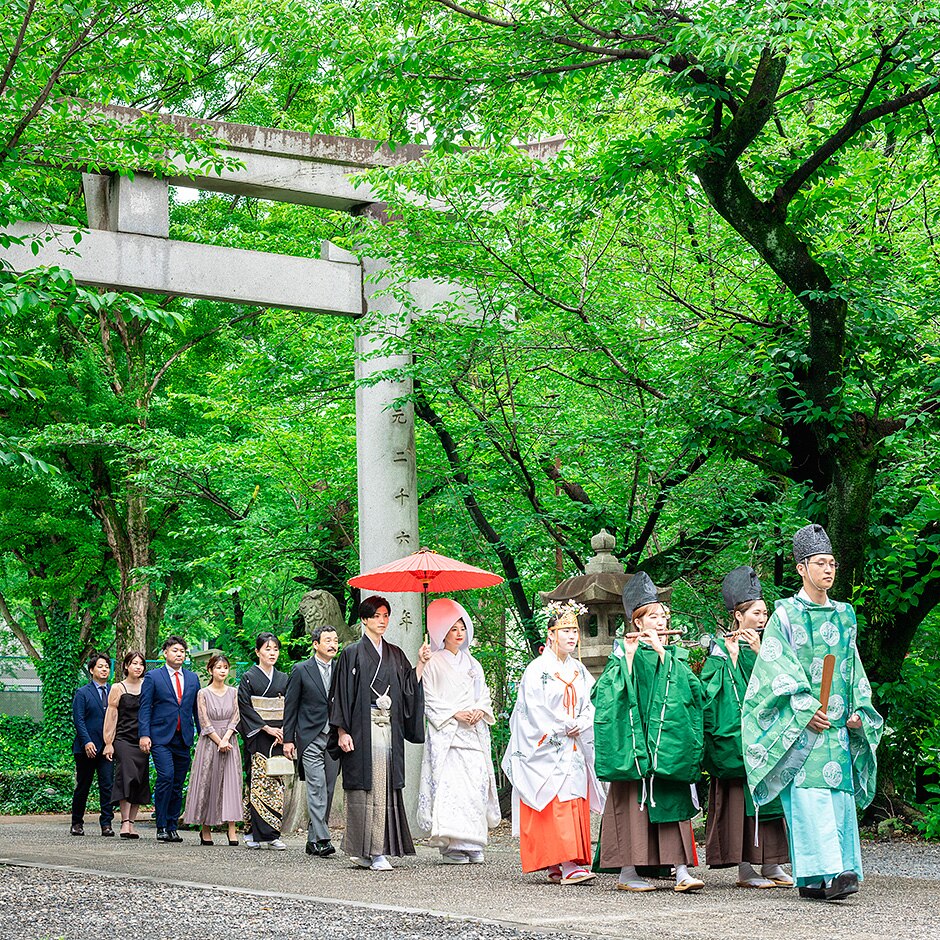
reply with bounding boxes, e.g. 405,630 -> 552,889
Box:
593,572 -> 705,892
741,524 -> 883,901
701,566 -> 791,888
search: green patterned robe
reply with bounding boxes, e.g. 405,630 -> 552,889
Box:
741,595 -> 883,810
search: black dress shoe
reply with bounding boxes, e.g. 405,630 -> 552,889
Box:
317,840 -> 336,857
200,835 -> 214,846
798,884 -> 827,900
168,829 -> 183,843
156,828 -> 172,842
70,824 -> 84,836
101,826 -> 115,837
826,871 -> 859,900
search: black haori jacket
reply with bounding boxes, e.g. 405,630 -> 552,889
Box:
328,636 -> 425,791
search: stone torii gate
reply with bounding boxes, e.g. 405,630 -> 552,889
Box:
1,106 -> 459,668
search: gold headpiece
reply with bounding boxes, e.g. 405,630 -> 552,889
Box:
545,600 -> 588,630
545,600 -> 587,662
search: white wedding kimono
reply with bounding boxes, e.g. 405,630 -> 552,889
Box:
416,648 -> 501,850
501,647 -> 607,836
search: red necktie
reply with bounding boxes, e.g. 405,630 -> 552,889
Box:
174,671 -> 182,730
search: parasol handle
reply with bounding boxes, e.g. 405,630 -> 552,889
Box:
819,654 -> 836,711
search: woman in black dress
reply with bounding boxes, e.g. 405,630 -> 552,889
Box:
103,651 -> 152,839
237,633 -> 289,849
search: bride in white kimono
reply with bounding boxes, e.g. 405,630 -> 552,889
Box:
416,598 -> 501,864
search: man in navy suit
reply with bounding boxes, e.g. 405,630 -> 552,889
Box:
71,652 -> 117,836
138,635 -> 200,842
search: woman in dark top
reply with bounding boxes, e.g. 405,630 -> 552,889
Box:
103,651 -> 151,839
237,633 -> 289,849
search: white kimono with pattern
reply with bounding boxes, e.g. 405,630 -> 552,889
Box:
501,647 -> 607,836
416,648 -> 501,850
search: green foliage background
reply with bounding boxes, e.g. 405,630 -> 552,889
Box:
0,0 -> 939,831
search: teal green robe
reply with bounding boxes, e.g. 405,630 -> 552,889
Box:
741,595 -> 883,810
701,637 -> 782,818
592,640 -> 703,824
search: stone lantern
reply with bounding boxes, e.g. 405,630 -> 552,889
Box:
540,530 -> 672,677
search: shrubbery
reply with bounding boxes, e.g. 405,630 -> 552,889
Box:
0,714 -> 73,814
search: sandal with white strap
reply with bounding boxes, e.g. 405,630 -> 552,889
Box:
736,876 -> 776,889
674,876 -> 705,892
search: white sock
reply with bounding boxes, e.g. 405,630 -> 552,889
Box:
762,864 -> 789,879
618,865 -> 653,887
560,860 -> 583,877
675,864 -> 690,884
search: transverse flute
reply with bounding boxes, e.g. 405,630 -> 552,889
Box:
724,626 -> 766,640
623,629 -> 685,639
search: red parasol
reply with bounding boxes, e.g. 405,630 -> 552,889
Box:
348,547 -> 503,595
349,548 -> 503,636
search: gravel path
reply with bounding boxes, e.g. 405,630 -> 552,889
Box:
1,817 -> 938,940
1,866 -> 581,940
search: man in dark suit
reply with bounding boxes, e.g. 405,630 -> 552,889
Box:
138,635 -> 200,842
284,626 -> 340,857
71,652 -> 117,836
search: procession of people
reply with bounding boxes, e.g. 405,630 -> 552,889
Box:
68,522 -> 882,901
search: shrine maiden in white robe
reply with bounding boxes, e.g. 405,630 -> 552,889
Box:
502,646 -> 607,836
416,603 -> 501,852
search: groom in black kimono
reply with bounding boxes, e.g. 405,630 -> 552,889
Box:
329,594 -> 430,870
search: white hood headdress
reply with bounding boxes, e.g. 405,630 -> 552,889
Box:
426,598 -> 474,651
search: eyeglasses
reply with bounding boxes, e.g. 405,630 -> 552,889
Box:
806,559 -> 839,571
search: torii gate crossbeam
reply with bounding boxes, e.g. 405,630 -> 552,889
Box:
0,107 -> 458,667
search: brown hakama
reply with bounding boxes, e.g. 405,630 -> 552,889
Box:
705,777 -> 789,867
599,780 -> 696,868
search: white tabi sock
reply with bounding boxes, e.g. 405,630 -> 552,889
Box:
618,865 -> 640,884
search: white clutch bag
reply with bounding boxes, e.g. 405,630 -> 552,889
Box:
264,743 -> 295,778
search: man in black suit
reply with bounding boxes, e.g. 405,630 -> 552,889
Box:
284,626 -> 340,857
138,635 -> 200,843
70,652 -> 116,836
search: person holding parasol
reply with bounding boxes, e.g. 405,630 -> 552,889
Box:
502,599 -> 606,885
741,524 -> 883,901
340,549 -> 502,870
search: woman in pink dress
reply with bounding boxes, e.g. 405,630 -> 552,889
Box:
183,654 -> 243,845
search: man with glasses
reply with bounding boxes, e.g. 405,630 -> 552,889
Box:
741,524 -> 883,901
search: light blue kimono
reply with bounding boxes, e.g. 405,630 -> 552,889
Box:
741,591 -> 883,886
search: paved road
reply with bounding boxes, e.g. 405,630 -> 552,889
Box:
1,817 -> 938,940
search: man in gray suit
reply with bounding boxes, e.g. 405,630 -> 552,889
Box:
284,626 -> 340,857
